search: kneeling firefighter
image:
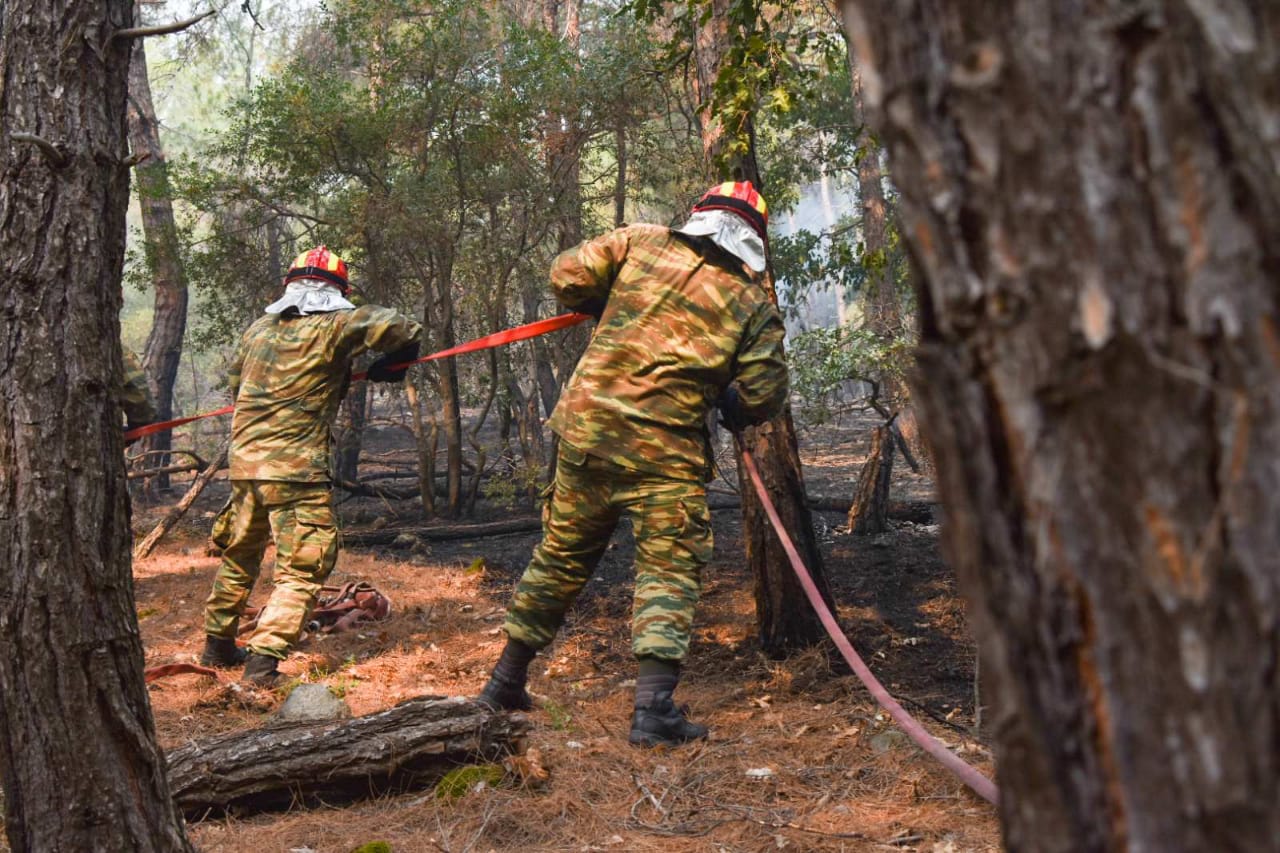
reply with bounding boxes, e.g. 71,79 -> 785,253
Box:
200,246 -> 421,685
478,182 -> 790,746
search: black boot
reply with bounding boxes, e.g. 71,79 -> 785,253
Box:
241,652 -> 280,687
629,692 -> 709,747
477,638 -> 536,711
477,675 -> 533,711
200,635 -> 247,668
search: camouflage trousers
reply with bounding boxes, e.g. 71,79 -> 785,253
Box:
203,480 -> 339,660
503,441 -> 713,662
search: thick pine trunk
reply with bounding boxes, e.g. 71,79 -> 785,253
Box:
691,2 -> 833,653
843,1 -> 1280,849
166,697 -> 528,817
127,35 -> 189,494
0,2 -> 193,850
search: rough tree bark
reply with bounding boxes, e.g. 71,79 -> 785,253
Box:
693,1 -> 835,654
842,1 -> 1280,849
0,1 -> 194,849
128,32 -> 190,494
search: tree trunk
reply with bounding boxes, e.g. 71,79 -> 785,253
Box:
406,378 -> 437,517
853,100 -> 901,340
692,1 -> 834,654
166,696 -> 528,817
848,422 -> 894,535
0,2 -> 193,850
539,0 -> 589,415
439,344 -> 464,517
614,121 -> 627,227
128,34 -> 189,494
334,378 -> 368,483
842,1 -> 1280,849
523,287 -> 561,419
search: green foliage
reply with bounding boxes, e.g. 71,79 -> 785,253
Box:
434,764 -> 504,801
789,323 -> 913,425
481,459 -> 545,509
540,696 -> 573,731
350,841 -> 393,853
131,0 -> 912,481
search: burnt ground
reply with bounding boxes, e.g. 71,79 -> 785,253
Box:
127,412 -> 999,852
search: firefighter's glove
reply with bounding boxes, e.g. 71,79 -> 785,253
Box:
367,341 -> 420,383
717,386 -> 748,433
577,297 -> 607,320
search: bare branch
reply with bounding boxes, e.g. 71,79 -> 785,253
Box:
11,132 -> 69,168
112,8 -> 215,41
241,0 -> 265,31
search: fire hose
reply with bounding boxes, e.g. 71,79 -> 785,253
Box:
129,310 -> 998,804
122,312 -> 593,442
735,434 -> 999,805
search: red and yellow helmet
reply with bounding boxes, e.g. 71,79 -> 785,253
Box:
284,245 -> 350,294
692,181 -> 769,241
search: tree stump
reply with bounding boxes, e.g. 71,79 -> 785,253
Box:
166,696 -> 528,818
847,423 -> 896,535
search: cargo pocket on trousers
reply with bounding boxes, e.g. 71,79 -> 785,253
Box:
539,480 -> 556,528
291,501 -> 339,584
209,498 -> 235,551
678,498 -> 714,566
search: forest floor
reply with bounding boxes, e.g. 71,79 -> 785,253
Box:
130,415 -> 1000,853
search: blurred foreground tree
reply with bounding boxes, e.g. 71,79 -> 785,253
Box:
843,0 -> 1280,848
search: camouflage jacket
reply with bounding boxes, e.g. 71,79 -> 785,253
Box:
547,224 -> 789,481
120,349 -> 157,427
228,306 -> 422,482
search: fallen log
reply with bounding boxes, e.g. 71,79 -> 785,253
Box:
707,495 -> 937,524
166,696 -> 527,818
343,517 -> 544,545
340,499 -> 938,548
128,461 -> 202,480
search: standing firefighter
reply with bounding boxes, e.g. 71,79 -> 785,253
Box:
120,348 -> 156,446
201,246 -> 421,685
479,182 -> 789,746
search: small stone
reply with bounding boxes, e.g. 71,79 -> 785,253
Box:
371,516 -> 390,530
745,767 -> 775,779
869,730 -> 911,754
391,533 -> 416,549
275,684 -> 352,723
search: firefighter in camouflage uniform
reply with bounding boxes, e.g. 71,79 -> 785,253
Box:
200,246 -> 421,685
120,348 -> 157,444
479,182 -> 790,746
